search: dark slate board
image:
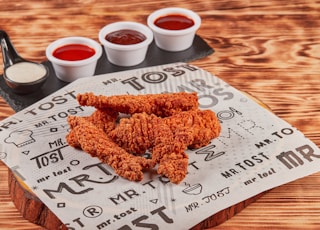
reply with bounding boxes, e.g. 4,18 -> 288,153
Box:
0,35 -> 213,112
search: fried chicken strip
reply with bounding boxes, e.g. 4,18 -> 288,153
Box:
81,109 -> 118,133
66,116 -> 155,182
109,112 -> 189,184
164,109 -> 221,149
108,110 -> 220,183
67,91 -> 221,184
77,92 -> 199,117
109,110 -> 221,154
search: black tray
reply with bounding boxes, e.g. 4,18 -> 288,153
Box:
0,35 -> 213,112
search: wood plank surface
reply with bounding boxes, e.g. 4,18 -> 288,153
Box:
1,0 -> 320,229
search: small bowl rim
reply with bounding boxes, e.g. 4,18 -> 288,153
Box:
147,7 -> 201,36
46,36 -> 102,67
98,21 -> 154,51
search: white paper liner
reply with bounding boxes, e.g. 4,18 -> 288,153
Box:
0,62 -> 319,229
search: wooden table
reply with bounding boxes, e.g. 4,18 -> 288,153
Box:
1,0 -> 319,229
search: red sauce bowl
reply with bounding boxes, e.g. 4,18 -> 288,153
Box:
99,22 -> 153,66
147,7 -> 201,52
46,37 -> 102,82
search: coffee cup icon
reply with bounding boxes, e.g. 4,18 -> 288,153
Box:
182,183 -> 202,195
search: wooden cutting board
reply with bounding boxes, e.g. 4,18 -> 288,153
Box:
7,92 -> 269,230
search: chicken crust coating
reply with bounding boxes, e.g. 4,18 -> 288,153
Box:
164,109 -> 221,149
108,112 -> 189,183
109,110 -> 221,154
76,92 -> 199,117
66,92 -> 221,184
80,109 -> 118,133
107,110 -> 220,183
66,116 -> 155,182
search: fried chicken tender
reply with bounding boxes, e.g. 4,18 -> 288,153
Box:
164,109 -> 221,149
108,110 -> 220,183
110,110 -> 220,154
80,109 -> 118,133
66,92 -> 221,184
76,92 -> 199,117
66,116 -> 155,182
109,112 -> 189,183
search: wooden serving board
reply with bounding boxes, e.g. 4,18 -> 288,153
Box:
8,169 -> 267,230
7,92 -> 270,230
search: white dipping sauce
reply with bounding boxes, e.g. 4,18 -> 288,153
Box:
6,62 -> 47,83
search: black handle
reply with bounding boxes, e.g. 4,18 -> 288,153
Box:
0,30 -> 25,69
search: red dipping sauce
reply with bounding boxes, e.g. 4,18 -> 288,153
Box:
105,29 -> 147,45
53,44 -> 95,61
154,14 -> 194,30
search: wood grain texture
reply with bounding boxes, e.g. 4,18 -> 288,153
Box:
0,0 -> 319,229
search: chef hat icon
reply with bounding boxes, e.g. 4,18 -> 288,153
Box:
5,130 -> 35,148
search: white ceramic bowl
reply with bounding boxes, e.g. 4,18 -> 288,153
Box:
46,37 -> 102,82
147,7 -> 201,52
99,21 -> 153,66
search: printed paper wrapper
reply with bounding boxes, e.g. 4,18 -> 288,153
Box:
0,62 -> 319,229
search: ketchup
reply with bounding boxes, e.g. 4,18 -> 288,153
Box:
53,44 -> 95,61
154,14 -> 194,30
105,29 -> 146,45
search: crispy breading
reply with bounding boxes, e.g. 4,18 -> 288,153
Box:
76,92 -> 199,117
108,112 -> 190,183
104,110 -> 220,183
66,92 -> 221,184
164,109 -> 221,149
66,116 -> 155,181
83,109 -> 118,133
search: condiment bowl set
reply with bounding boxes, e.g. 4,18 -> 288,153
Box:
1,7 -> 201,91
46,7 -> 201,82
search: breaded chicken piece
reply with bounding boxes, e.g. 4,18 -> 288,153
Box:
108,110 -> 220,183
108,112 -> 189,183
66,92 -> 221,184
81,109 -> 118,133
164,109 -> 221,149
109,110 -> 220,154
76,92 -> 199,117
66,116 -> 155,182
